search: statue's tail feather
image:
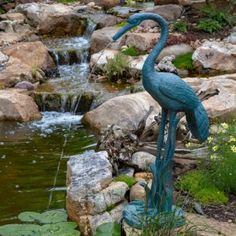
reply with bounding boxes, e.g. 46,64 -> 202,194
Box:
186,103 -> 209,142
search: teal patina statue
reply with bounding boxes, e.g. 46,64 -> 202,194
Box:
113,13 -> 209,229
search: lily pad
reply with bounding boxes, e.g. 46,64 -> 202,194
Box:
0,224 -> 41,236
18,209 -> 68,224
94,222 -> 121,236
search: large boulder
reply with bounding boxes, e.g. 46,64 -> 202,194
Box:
0,89 -> 41,121
3,41 -> 55,71
144,4 -> 183,21
90,27 -> 120,54
192,41 -> 236,73
15,3 -> 86,36
66,150 -> 128,235
82,92 -> 161,133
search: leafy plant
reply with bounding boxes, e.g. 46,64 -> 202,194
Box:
0,210 -> 80,236
172,52 -> 194,70
173,20 -> 188,33
113,175 -> 136,188
116,21 -> 127,28
197,18 -> 222,33
121,46 -> 139,57
94,222 -> 121,236
104,52 -> 132,83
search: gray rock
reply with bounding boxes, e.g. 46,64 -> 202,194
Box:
0,51 -> 8,64
110,201 -> 128,223
131,151 -> 156,170
14,81 -> 35,90
192,41 -> 236,73
108,6 -> 140,18
118,167 -> 135,177
225,32 -> 236,45
157,55 -> 177,74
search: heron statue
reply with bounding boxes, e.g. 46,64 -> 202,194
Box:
112,13 -> 209,229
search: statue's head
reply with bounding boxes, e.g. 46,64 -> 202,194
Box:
112,13 -> 142,41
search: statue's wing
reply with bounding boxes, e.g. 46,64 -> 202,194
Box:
159,77 -> 199,110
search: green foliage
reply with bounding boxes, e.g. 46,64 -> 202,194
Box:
94,222 -> 121,236
197,19 -> 222,33
56,0 -> 78,3
208,122 -> 236,194
176,170 -> 228,205
126,0 -> 136,7
0,210 -> 80,236
113,175 -> 136,188
116,21 -> 127,28
121,46 -> 139,57
172,52 -> 194,70
104,52 -> 131,83
173,20 -> 188,33
197,5 -> 236,33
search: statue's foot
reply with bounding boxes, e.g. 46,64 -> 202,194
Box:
123,200 -> 185,230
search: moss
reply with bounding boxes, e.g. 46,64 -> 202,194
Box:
176,170 -> 228,205
116,21 -> 127,28
113,175 -> 136,188
106,204 -> 116,212
173,52 -> 194,70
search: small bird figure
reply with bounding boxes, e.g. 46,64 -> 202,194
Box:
113,13 -> 209,229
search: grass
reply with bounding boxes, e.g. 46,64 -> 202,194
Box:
113,175 -> 136,188
56,0 -> 78,3
121,46 -> 139,57
172,53 -> 194,70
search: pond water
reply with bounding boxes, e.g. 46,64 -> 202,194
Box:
0,112 -> 96,225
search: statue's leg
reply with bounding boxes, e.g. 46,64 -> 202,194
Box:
156,108 -> 168,160
162,111 -> 179,212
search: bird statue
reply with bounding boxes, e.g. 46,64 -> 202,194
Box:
112,13 -> 209,229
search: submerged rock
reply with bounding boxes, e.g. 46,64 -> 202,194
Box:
0,89 -> 41,122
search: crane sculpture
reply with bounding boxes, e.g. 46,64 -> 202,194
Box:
113,13 -> 209,229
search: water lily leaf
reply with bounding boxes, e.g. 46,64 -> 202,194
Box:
94,222 -> 121,236
18,211 -> 41,223
18,210 -> 68,224
40,222 -> 80,236
0,224 -> 41,236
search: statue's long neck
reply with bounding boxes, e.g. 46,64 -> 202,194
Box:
142,14 -> 169,76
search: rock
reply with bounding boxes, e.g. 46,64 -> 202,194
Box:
134,172 -> 153,182
14,81 -> 35,90
123,221 -> 142,236
81,0 -> 119,8
0,57 -> 34,88
118,167 -> 135,177
108,6 -> 140,18
0,32 -> 23,46
90,27 -> 120,54
66,150 -> 129,235
158,43 -> 193,60
192,41 -> 236,73
0,12 -> 26,23
130,182 -> 146,201
131,151 -> 156,170
3,41 -> 56,71
157,55 -> 177,73
82,92 -> 161,132
121,32 -> 159,53
144,4 -> 183,21
110,201 -> 128,223
15,3 -> 86,36
95,14 -> 119,29
154,0 -> 179,4
0,89 -> 41,122
225,32 -> 236,45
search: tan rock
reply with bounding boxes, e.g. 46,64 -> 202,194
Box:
134,172 -> 153,182
81,0 -> 119,8
0,12 -> 26,23
0,89 -> 41,122
130,182 -> 146,201
82,92 -> 161,133
3,41 -> 55,71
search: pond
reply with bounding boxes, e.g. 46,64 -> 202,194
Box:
0,112 -> 96,225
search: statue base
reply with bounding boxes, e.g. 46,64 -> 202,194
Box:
123,200 -> 185,230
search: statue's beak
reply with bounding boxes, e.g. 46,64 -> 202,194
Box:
112,23 -> 134,41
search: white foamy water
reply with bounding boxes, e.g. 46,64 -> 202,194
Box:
30,112 -> 83,134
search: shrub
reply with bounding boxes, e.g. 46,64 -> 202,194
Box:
172,52 -> 194,70
173,21 -> 188,33
121,46 -> 139,57
113,175 -> 136,188
197,18 -> 222,33
104,52 -> 131,83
